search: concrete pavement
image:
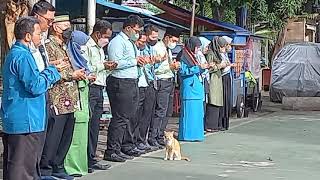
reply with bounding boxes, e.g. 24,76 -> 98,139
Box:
80,110 -> 320,180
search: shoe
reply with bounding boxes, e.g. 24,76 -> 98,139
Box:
40,176 -> 56,180
133,147 -> 146,154
103,153 -> 126,162
137,143 -> 151,151
157,139 -> 166,146
150,141 -> 164,149
123,149 -> 142,157
52,172 -> 74,180
71,174 -> 82,178
117,151 -> 134,160
146,143 -> 159,151
88,168 -> 94,173
91,162 -> 111,170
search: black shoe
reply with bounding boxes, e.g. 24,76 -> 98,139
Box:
137,143 -> 151,151
158,139 -> 166,146
117,151 -> 134,160
146,143 -> 159,151
91,162 -> 111,170
123,149 -> 142,157
88,168 -> 94,173
149,141 -> 164,149
133,147 -> 146,154
52,172 -> 74,180
72,174 -> 82,178
40,176 -> 56,180
103,153 -> 126,162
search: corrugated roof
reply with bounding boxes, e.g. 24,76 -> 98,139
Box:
96,0 -> 189,31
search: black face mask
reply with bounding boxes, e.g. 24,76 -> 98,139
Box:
148,39 -> 157,46
62,28 -> 72,42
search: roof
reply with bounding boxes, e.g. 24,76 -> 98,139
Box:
96,0 -> 189,31
146,0 -> 250,35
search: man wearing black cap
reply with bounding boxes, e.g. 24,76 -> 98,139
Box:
40,13 -> 86,180
148,28 -> 181,148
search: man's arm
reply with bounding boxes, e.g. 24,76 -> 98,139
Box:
17,54 -> 61,96
82,45 -> 106,73
108,39 -> 137,70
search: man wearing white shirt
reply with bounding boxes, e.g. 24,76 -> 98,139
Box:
30,0 -> 55,71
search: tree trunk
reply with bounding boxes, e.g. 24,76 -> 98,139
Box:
199,0 -> 204,16
211,1 -> 224,21
236,5 -> 248,29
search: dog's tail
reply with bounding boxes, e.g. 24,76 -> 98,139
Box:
182,156 -> 191,162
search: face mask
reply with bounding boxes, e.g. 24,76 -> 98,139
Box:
62,28 -> 72,42
226,46 -> 232,52
168,42 -> 177,50
130,32 -> 140,42
98,38 -> 109,48
29,41 -> 38,53
194,47 -> 201,54
138,45 -> 146,51
148,39 -> 157,46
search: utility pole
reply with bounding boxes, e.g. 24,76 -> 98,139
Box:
87,0 -> 96,34
190,0 -> 196,36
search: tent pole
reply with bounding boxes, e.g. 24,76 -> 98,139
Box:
190,0 -> 196,37
87,0 -> 96,34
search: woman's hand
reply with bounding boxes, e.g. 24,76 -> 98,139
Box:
200,63 -> 209,69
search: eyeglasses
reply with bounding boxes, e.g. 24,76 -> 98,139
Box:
130,26 -> 142,34
35,13 -> 54,25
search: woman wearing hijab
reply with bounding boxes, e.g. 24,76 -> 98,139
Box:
197,37 -> 211,127
205,37 -> 229,132
177,36 -> 208,141
64,30 -> 94,176
220,36 -> 234,130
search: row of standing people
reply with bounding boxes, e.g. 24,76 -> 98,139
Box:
177,36 -> 235,142
0,0 -> 183,179
1,1 -> 235,179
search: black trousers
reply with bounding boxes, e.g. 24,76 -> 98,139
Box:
88,84 -> 104,167
149,79 -> 174,143
205,104 -> 222,130
40,111 -> 75,176
3,132 -> 45,180
221,74 -> 232,130
134,85 -> 156,144
105,76 -> 139,154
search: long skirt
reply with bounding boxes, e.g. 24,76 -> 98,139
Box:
221,74 -> 232,130
205,104 -> 222,130
64,81 -> 89,175
178,99 -> 204,141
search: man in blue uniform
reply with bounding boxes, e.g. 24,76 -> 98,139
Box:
1,17 -> 61,180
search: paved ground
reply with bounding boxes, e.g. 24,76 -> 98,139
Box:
80,99 -> 320,180
1,95 -> 320,179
